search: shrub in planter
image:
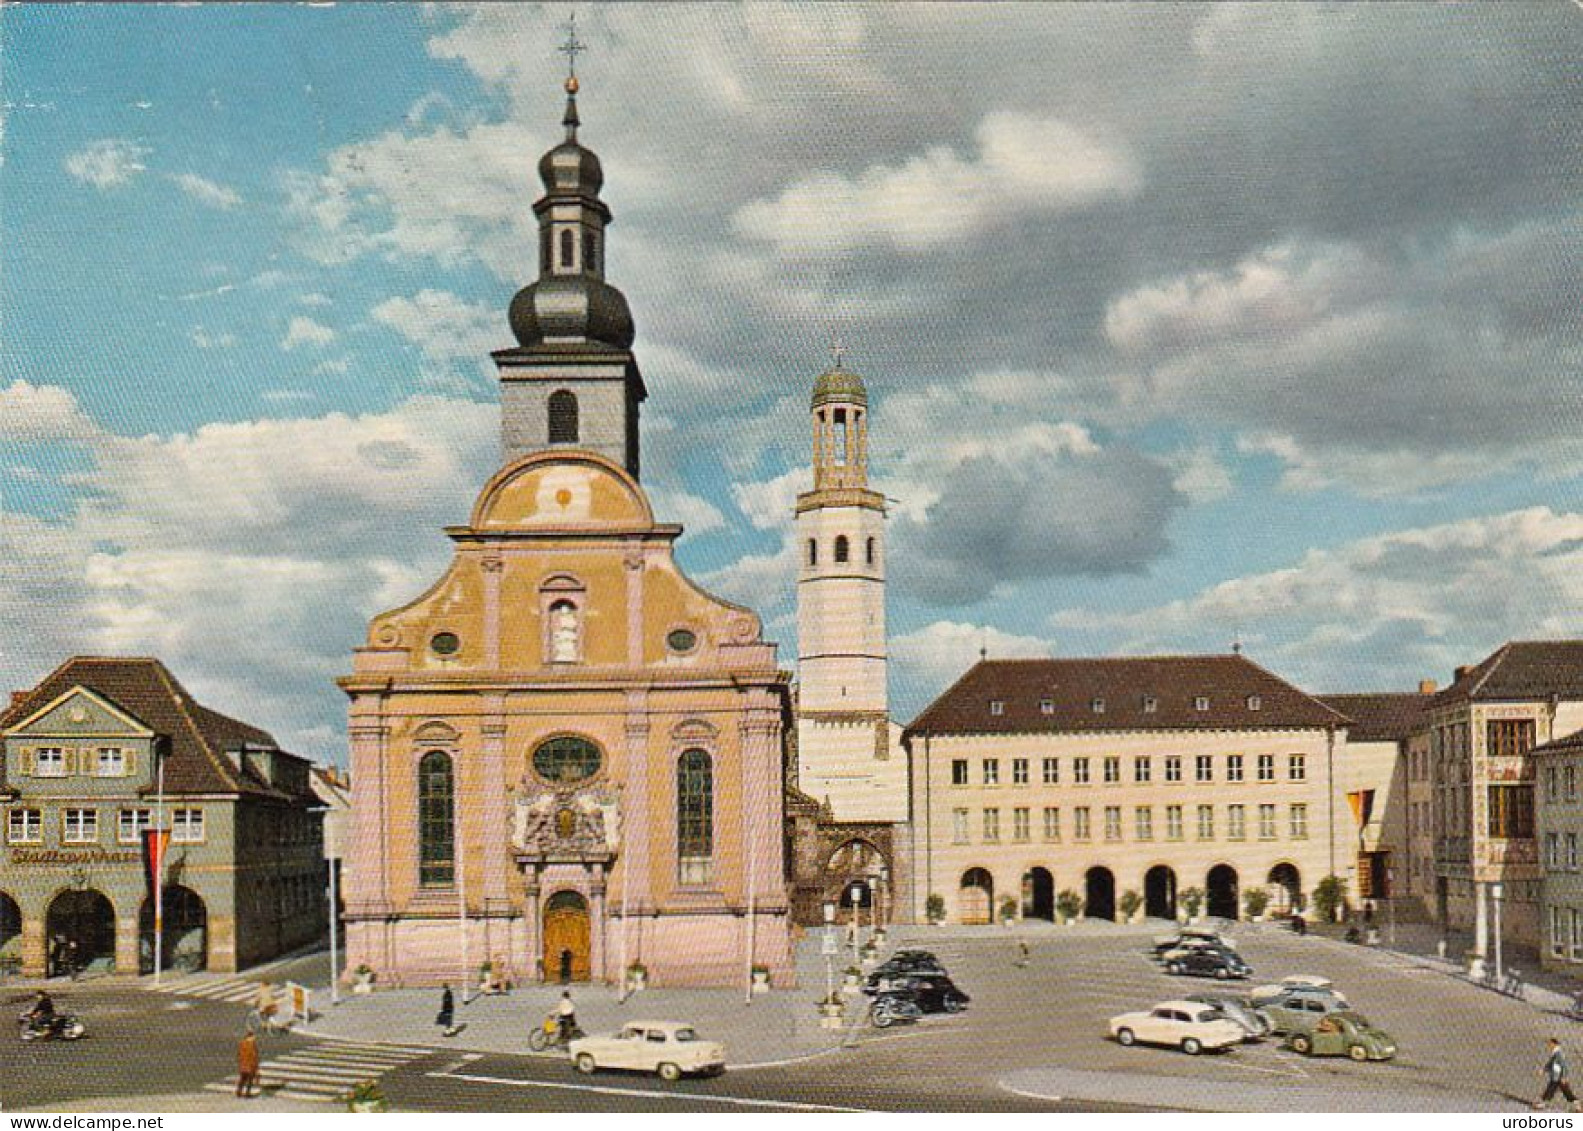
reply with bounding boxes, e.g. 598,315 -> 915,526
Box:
925,894 -> 946,924
1243,887 -> 1270,920
1179,887 -> 1205,921
1312,875 -> 1347,924
1056,889 -> 1083,923
1118,890 -> 1142,922
344,1080 -> 387,1113
998,895 -> 1020,924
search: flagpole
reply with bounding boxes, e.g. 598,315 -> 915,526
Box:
154,747 -> 165,988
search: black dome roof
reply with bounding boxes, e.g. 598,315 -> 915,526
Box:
509,275 -> 635,351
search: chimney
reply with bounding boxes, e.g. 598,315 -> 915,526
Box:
1453,666 -> 1470,683
1418,680 -> 1437,695
9,691 -> 27,709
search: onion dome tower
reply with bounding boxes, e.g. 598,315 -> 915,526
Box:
492,53 -> 646,477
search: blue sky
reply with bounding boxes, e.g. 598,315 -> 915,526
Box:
3,4 -> 1580,761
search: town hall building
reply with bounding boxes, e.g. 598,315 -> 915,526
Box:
339,74 -> 794,989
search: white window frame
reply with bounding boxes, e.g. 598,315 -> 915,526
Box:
61,808 -> 98,844
118,808 -> 153,844
1135,806 -> 1154,841
1227,804 -> 1246,840
1569,833 -> 1579,872
1290,802 -> 1308,839
988,700 -> 1005,716
1104,805 -> 1122,842
171,808 -> 205,844
1258,803 -> 1277,840
1195,755 -> 1213,783
1012,807 -> 1030,842
6,808 -> 42,844
1572,909 -> 1583,963
1074,807 -> 1091,841
1554,907 -> 1568,958
982,759 -> 999,786
1164,756 -> 1182,783
1165,805 -> 1183,840
1257,753 -> 1276,782
1197,804 -> 1214,840
33,747 -> 66,777
1195,696 -> 1210,712
1039,698 -> 1055,716
1134,756 -> 1151,783
951,759 -> 969,786
1142,696 -> 1158,714
1074,758 -> 1090,785
1042,806 -> 1060,842
951,808 -> 970,844
1042,757 -> 1059,784
1247,695 -> 1262,711
982,808 -> 1000,843
95,747 -> 127,777
1289,753 -> 1307,781
1103,756 -> 1120,784
1012,758 -> 1029,786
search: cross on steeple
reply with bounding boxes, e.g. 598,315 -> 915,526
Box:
559,12 -> 586,82
830,331 -> 844,369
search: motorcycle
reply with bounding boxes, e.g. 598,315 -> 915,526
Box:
869,992 -> 923,1029
527,1013 -> 585,1052
18,1012 -> 86,1042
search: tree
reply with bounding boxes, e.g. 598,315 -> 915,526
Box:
1180,887 -> 1205,920
1312,875 -> 1347,923
1056,889 -> 1083,922
1243,887 -> 1270,920
1118,889 -> 1142,922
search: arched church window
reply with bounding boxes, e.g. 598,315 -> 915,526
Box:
807,539 -> 818,567
832,408 -> 848,466
560,228 -> 575,270
548,390 -> 579,444
541,228 -> 552,274
583,230 -> 598,274
677,748 -> 713,885
418,750 -> 455,887
834,535 -> 850,564
866,537 -> 876,566
548,599 -> 581,663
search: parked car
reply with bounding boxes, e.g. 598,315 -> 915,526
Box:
1260,989 -> 1350,1035
1159,938 -> 1233,964
887,949 -> 943,969
1109,1000 -> 1245,1055
1184,993 -> 1271,1041
1286,1012 -> 1395,1061
1165,947 -> 1251,980
1152,928 -> 1235,957
1250,975 -> 1345,1004
868,973 -> 969,1013
867,953 -> 948,988
568,1021 -> 726,1081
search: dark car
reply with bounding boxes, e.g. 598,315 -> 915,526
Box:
866,952 -> 948,989
1166,947 -> 1251,980
1151,928 -> 1232,959
869,973 -> 969,1013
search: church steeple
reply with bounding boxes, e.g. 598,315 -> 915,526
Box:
810,339 -> 870,492
493,24 -> 647,477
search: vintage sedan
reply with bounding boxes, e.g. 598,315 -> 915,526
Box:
1185,993 -> 1271,1040
1109,1000 -> 1246,1055
1165,947 -> 1251,980
1286,1012 -> 1396,1061
1260,989 -> 1350,1035
569,1021 -> 726,1081
1250,975 -> 1347,1005
1152,928 -> 1236,958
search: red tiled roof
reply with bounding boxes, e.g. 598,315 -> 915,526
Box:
1434,641 -> 1583,705
1533,729 -> 1583,756
904,654 -> 1348,738
0,656 -> 304,800
1318,693 -> 1433,743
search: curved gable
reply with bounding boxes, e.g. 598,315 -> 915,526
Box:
470,450 -> 653,532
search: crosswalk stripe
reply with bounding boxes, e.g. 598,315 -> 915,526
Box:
205,1039 -> 432,1103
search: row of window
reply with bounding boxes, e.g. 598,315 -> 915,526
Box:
949,802 -> 1309,845
1545,762 -> 1582,804
950,753 -> 1306,787
248,871 -> 322,920
986,694 -> 1262,718
6,807 -> 205,845
1546,832 -> 1583,872
1550,905 -> 1583,962
18,746 -> 136,779
806,536 -> 878,567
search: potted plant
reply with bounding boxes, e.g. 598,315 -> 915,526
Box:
925,894 -> 946,925
817,992 -> 846,1029
1118,889 -> 1142,923
1056,889 -> 1083,925
1180,887 -> 1205,923
1312,875 -> 1347,924
751,964 -> 771,993
625,962 -> 648,993
1243,887 -> 1270,922
344,1079 -> 387,1113
352,964 -> 376,994
998,895 -> 1020,925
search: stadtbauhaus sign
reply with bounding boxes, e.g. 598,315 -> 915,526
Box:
10,848 -> 140,865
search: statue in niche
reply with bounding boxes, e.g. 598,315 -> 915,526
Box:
549,600 -> 579,663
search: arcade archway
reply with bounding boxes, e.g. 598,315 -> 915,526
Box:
1267,863 -> 1303,914
1144,865 -> 1177,920
45,889 -> 116,976
1085,866 -> 1116,921
139,886 -> 208,974
0,892 -> 20,973
1023,867 -> 1055,921
1207,864 -> 1240,920
960,868 -> 993,925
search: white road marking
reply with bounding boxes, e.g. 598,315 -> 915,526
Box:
428,1069 -> 873,1112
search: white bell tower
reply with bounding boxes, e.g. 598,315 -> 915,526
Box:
794,352 -> 906,823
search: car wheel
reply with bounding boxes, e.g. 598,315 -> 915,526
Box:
1214,968 -> 1229,980
1348,1044 -> 1369,1062
658,1062 -> 682,1082
944,997 -> 965,1014
1167,962 -> 1182,975
1181,1037 -> 1203,1056
1116,1028 -> 1136,1047
575,1053 -> 597,1075
1290,1035 -> 1312,1055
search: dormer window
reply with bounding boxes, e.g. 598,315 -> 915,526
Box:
1247,695 -> 1262,711
548,389 -> 579,444
1040,698 -> 1054,715
989,700 -> 1005,716
560,227 -> 575,270
1143,696 -> 1158,714
1090,697 -> 1106,715
583,230 -> 598,274
1195,696 -> 1211,712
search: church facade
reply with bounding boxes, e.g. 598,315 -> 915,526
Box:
339,77 -> 793,989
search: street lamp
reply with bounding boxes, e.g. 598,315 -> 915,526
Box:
1491,881 -> 1505,984
822,901 -> 837,1001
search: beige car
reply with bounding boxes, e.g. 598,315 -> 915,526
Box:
1109,1000 -> 1246,1055
569,1020 -> 726,1081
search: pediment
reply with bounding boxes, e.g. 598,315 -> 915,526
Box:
5,686 -> 154,739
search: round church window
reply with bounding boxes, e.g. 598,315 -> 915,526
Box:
430,632 -> 461,656
533,736 -> 602,784
666,628 -> 698,654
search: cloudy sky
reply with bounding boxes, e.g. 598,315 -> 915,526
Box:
3,4 -> 1581,761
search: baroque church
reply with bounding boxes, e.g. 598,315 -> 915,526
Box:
339,74 -> 795,988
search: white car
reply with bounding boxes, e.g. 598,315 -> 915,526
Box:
1109,1000 -> 1246,1055
569,1020 -> 726,1081
1250,976 -> 1348,1005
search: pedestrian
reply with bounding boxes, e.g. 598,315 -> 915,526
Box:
65,938 -> 81,981
437,983 -> 457,1038
1536,1038 -> 1581,1110
1014,939 -> 1030,968
1364,901 -> 1375,926
556,989 -> 577,1042
236,1030 -> 261,1099
252,981 -> 279,1034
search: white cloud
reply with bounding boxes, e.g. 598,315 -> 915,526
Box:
169,172 -> 242,209
64,138 -> 149,189
1167,446 -> 1236,503
189,327 -> 238,350
281,315 -> 336,350
734,112 -> 1140,258
0,381 -> 101,443
370,289 -> 500,362
312,358 -> 350,376
299,292 -> 333,308
891,620 -> 1053,711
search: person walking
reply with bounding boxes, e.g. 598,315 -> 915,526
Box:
251,981 -> 279,1034
1536,1038 -> 1581,1110
437,983 -> 458,1038
556,989 -> 577,1043
236,1030 -> 261,1099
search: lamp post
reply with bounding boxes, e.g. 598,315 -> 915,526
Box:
822,901 -> 836,1002
1492,881 -> 1505,984
308,804 -> 338,1006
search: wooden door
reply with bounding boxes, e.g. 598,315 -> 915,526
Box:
542,891 -> 590,982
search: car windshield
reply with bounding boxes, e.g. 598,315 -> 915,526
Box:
1195,1009 -> 1225,1023
673,1028 -> 697,1042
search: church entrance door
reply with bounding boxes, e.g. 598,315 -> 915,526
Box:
542,890 -> 591,983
